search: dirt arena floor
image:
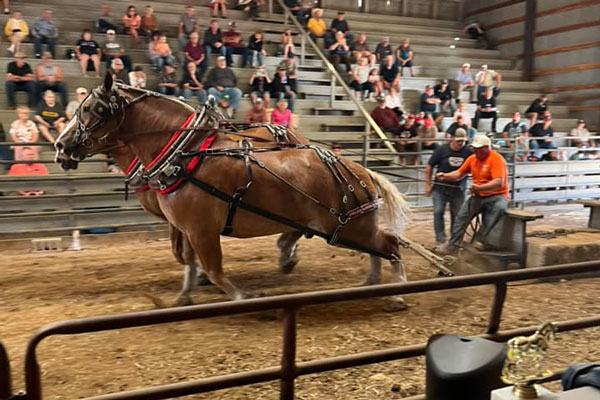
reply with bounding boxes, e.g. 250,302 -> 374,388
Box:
1,207 -> 599,399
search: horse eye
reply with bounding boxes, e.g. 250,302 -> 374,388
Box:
83,106 -> 90,112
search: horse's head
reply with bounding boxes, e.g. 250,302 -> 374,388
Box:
55,73 -> 129,170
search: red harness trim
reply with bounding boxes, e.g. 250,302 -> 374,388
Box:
135,185 -> 149,193
145,113 -> 196,171
155,132 -> 218,195
124,156 -> 140,175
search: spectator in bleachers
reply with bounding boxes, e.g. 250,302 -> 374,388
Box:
5,52 -> 36,109
475,64 -> 501,98
122,5 -> 141,45
245,98 -> 268,123
205,56 -> 242,111
331,142 -> 342,157
415,111 -> 426,126
453,63 -> 475,101
569,119 -> 593,148
248,30 -> 267,68
4,11 -> 28,55
512,135 -> 530,163
529,115 -> 556,152
307,8 -> 326,46
278,56 -> 298,93
141,6 -> 158,38
368,68 -> 383,98
35,90 -> 65,143
370,96 -> 400,137
204,20 -> 227,60
464,21 -> 491,49
425,129 -> 472,244
157,64 -> 179,97
271,66 -> 296,112
209,0 -> 228,19
419,85 -> 440,119
9,106 -> 39,160
217,94 -> 234,120
97,4 -> 119,34
541,150 -> 562,162
330,11 -> 352,44
76,30 -> 101,78
385,86 -> 403,117
396,114 -> 418,165
31,10 -> 58,59
453,101 -> 473,129
445,115 -> 470,139
280,29 -> 295,58
351,33 -> 375,68
524,94 -> 548,127
8,147 -> 49,196
178,6 -> 199,51
379,55 -> 400,92
103,29 -> 132,72
149,31 -> 161,69
223,21 -> 249,67
249,66 -> 271,104
235,0 -> 263,20
181,62 -> 207,103
328,31 -> 351,73
473,87 -> 498,133
183,32 -> 207,79
271,99 -> 292,128
417,115 -> 439,152
436,134 -> 508,254
128,66 -> 147,89
153,34 -> 176,71
374,36 -> 392,63
500,112 -> 528,153
350,56 -> 374,101
109,58 -> 130,84
35,52 -> 67,107
284,0 -> 310,25
66,87 -> 88,120
434,79 -> 456,121
396,38 -> 414,77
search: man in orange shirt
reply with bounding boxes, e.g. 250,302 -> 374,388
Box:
7,146 -> 48,196
435,134 -> 508,253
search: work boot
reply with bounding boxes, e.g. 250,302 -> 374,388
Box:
434,243 -> 457,256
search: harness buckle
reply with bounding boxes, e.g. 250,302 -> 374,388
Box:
338,214 -> 349,225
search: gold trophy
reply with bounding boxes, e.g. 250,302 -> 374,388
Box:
501,323 -> 558,399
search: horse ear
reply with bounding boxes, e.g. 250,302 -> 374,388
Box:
103,71 -> 114,92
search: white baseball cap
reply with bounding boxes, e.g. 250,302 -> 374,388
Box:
471,134 -> 491,149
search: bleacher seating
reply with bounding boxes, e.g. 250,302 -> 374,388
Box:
0,0 -> 595,236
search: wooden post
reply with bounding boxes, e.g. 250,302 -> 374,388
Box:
522,0 -> 536,81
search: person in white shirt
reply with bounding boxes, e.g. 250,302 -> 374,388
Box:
453,62 -> 475,102
66,87 -> 88,120
475,64 -> 501,99
349,56 -> 374,101
385,86 -> 403,118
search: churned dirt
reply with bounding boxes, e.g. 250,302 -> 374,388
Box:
1,208 -> 599,399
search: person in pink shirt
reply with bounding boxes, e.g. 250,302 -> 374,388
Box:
122,5 -> 141,45
271,99 -> 292,128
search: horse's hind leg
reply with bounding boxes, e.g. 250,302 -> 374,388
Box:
277,231 -> 302,274
188,232 -> 249,301
180,234 -> 211,286
362,256 -> 382,286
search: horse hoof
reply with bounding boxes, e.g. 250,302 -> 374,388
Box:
382,298 -> 408,312
279,257 -> 299,274
174,295 -> 194,307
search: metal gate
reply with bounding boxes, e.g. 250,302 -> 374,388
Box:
2,261 -> 600,400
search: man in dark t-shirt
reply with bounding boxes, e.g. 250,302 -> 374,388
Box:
5,53 -> 37,109
379,55 -> 400,91
374,37 -> 393,62
425,128 -> 472,244
445,115 -> 470,138
473,87 -> 498,132
529,116 -> 556,150
419,85 -> 440,117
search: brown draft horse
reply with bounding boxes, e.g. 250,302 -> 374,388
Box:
56,74 -> 411,308
101,124 -> 310,306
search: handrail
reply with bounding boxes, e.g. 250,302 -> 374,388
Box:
274,0 -> 397,154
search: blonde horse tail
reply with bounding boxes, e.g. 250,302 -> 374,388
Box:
367,169 -> 411,234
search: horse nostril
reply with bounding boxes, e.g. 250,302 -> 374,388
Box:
55,141 -> 64,151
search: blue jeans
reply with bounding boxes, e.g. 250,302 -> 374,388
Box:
205,45 -> 227,61
182,88 -> 207,103
449,194 -> 508,247
5,80 -> 37,108
225,46 -> 249,67
432,186 -> 466,244
152,56 -> 175,71
273,90 -> 296,112
250,50 -> 264,67
207,87 -> 242,109
33,36 -> 56,58
158,86 -> 179,97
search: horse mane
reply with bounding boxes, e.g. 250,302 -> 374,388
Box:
114,83 -> 196,114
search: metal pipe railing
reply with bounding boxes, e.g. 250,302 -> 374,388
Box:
273,0 -> 397,154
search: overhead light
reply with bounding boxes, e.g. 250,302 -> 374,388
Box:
386,0 -> 390,4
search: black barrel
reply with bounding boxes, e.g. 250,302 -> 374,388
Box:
426,334 -> 507,400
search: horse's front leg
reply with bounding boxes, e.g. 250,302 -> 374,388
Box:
276,231 -> 303,274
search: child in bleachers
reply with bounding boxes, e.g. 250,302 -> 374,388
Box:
155,34 -> 175,70
245,98 -> 268,123
248,30 -> 267,68
280,29 -> 295,58
249,66 -> 271,104
128,66 -> 147,89
9,106 -> 39,161
367,68 -> 383,98
271,99 -> 292,128
4,11 -> 28,54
